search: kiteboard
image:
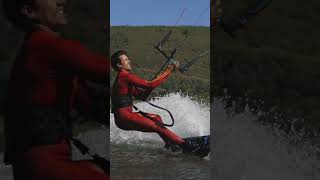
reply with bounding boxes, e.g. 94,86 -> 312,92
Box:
165,135 -> 210,158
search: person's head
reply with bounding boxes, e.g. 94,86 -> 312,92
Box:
2,0 -> 68,31
111,50 -> 132,71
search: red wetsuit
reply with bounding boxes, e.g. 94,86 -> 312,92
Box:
5,29 -> 109,180
8,30 -> 108,107
112,69 -> 184,145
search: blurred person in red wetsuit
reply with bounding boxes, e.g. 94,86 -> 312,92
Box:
2,0 -> 109,179
111,50 -> 198,151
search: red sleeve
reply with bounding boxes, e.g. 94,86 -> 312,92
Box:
38,33 -> 109,82
127,68 -> 172,89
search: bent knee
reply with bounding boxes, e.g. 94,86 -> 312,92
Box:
148,114 -> 163,123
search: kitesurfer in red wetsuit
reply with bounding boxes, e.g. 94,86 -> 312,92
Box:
111,50 -> 198,150
3,0 -> 109,179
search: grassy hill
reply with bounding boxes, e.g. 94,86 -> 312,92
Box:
213,0 -> 320,140
111,26 -> 210,100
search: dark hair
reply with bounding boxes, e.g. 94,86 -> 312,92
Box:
2,0 -> 36,31
111,50 -> 127,71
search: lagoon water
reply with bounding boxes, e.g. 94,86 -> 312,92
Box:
1,93 -> 319,179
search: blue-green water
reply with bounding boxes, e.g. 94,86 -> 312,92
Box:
111,143 -> 210,180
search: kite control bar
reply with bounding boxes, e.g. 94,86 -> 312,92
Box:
152,28 -> 209,78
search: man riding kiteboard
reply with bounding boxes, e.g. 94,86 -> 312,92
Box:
111,50 -> 203,154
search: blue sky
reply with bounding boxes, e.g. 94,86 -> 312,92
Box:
111,0 -> 210,26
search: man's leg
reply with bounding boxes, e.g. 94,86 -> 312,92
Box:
139,113 -> 175,144
124,112 -> 185,145
116,110 -> 200,153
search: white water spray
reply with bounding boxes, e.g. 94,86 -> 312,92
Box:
212,98 -> 320,180
2,96 -> 319,179
110,92 -> 210,144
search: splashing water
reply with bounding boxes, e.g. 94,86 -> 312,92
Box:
111,93 -> 210,179
0,154 -> 12,180
212,98 -> 320,180
1,95 -> 320,179
110,92 -> 210,145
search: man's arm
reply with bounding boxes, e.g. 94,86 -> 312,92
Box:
127,65 -> 175,89
38,33 -> 109,82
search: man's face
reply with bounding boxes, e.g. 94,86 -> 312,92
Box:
119,54 -> 131,71
23,0 -> 68,28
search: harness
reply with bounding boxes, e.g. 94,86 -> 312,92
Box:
133,101 -> 175,127
112,95 -> 133,110
112,95 -> 175,127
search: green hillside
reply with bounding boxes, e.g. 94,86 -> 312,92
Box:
111,26 -> 210,100
213,0 -> 320,140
